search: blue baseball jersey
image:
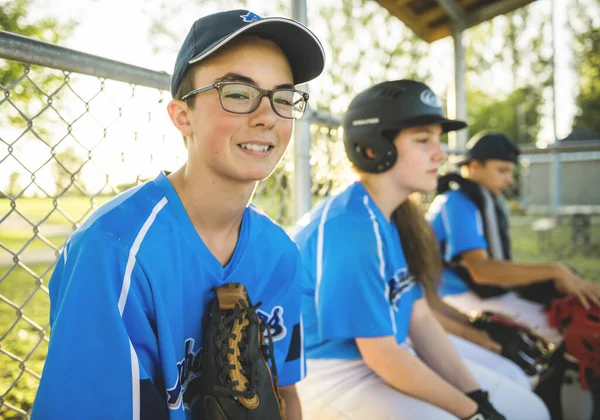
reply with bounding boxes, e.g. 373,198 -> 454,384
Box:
294,182 -> 423,360
32,172 -> 304,420
427,190 -> 488,296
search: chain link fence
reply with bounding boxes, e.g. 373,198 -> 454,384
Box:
0,61 -> 181,419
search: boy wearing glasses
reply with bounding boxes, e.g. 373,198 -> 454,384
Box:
33,9 -> 325,420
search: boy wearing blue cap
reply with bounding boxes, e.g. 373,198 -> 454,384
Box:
427,131 -> 600,344
33,10 -> 325,419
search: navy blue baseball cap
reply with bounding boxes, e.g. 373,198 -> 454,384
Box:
170,10 -> 326,97
456,131 -> 520,166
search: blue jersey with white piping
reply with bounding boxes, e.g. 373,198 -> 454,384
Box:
294,182 -> 423,360
426,190 -> 488,296
32,172 -> 304,420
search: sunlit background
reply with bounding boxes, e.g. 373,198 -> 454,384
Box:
2,0 -> 589,196
1,0 -> 599,418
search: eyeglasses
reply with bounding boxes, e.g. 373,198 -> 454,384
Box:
181,81 -> 309,120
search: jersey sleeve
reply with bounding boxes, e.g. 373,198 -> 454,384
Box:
259,242 -> 306,387
32,227 -> 167,420
442,192 -> 488,259
316,218 -> 395,341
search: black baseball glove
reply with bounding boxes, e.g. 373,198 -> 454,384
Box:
192,282 -> 286,420
463,389 -> 506,420
469,311 -> 552,376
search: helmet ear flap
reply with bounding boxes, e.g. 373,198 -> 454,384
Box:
348,138 -> 397,173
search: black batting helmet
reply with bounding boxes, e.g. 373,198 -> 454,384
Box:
342,80 -> 467,173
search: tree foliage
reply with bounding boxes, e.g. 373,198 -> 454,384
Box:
0,0 -> 76,123
464,5 -> 550,144
310,0 -> 432,116
467,86 -> 543,144
51,146 -> 86,195
570,0 -> 600,133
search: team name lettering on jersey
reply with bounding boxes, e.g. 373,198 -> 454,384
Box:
257,306 -> 287,342
387,268 -> 416,310
166,338 -> 203,410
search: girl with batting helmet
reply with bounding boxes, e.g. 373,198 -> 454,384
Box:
293,80 -> 550,419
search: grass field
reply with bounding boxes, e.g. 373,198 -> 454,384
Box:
511,215 -> 600,280
0,196 -> 112,227
0,196 -> 598,418
0,264 -> 52,419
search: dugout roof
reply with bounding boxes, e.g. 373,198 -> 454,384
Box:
373,0 -> 536,42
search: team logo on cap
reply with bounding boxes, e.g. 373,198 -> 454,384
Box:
241,11 -> 262,23
420,89 -> 442,108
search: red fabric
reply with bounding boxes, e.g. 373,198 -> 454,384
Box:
546,297 -> 600,389
547,296 -> 600,332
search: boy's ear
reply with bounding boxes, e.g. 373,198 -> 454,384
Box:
470,159 -> 483,172
167,99 -> 193,138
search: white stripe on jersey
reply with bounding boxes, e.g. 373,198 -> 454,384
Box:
362,195 -> 397,336
118,196 -> 168,420
130,340 -> 141,420
475,209 -> 484,238
315,196 -> 335,316
119,197 -> 168,315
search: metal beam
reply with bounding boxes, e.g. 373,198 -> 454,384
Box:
466,0 -> 534,27
0,30 -> 170,90
449,24 -> 467,151
434,0 -> 467,28
549,0 -> 561,216
291,0 -> 313,222
422,0 -> 480,24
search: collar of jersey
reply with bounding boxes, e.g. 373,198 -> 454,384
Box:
152,171 -> 250,278
354,181 -> 394,227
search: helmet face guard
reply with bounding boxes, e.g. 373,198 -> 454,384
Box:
342,80 -> 466,174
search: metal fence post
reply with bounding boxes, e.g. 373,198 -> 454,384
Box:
448,22 -> 467,150
291,0 -> 313,222
550,0 -> 562,216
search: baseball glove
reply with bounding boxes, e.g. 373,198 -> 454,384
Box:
469,311 -> 552,375
193,282 -> 286,420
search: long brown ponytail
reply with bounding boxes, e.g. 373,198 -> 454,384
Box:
393,194 -> 442,292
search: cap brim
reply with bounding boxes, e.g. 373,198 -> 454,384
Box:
449,154 -> 470,166
189,17 -> 325,85
393,114 -> 467,133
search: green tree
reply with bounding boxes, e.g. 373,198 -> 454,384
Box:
52,146 -> 86,195
6,171 -> 23,197
569,0 -> 600,133
465,4 -> 550,144
311,0 -> 432,116
0,0 -> 76,123
467,86 -> 543,144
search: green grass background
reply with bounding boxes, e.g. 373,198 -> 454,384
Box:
0,196 -> 598,418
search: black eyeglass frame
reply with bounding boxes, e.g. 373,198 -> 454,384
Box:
180,81 -> 310,120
